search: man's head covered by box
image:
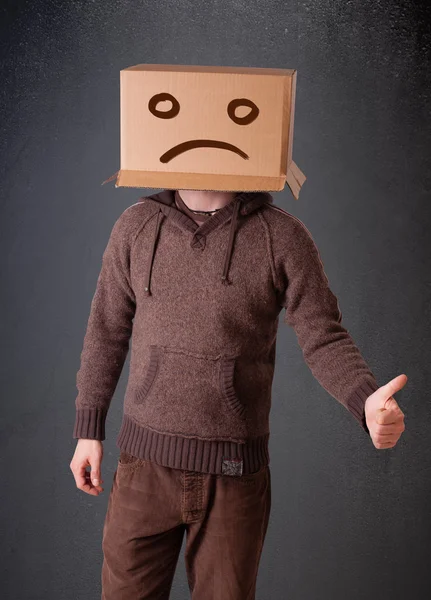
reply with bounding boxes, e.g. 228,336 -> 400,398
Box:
103,64 -> 305,199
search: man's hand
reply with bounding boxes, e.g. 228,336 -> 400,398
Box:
70,439 -> 104,495
364,374 -> 407,449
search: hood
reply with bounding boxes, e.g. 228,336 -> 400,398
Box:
137,189 -> 273,295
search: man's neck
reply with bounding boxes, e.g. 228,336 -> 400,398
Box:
177,189 -> 237,212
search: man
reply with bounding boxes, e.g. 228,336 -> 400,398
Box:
70,188 -> 406,600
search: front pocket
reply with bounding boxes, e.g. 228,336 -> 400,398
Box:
135,345 -> 161,405
219,356 -> 246,417
117,450 -> 146,469
133,345 -> 248,442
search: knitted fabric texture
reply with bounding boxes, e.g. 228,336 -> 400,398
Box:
73,190 -> 379,475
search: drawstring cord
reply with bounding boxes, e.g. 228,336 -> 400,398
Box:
143,209 -> 163,297
221,197 -> 242,285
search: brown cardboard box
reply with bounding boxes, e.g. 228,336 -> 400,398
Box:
102,64 -> 306,199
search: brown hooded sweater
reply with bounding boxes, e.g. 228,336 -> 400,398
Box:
73,190 -> 380,476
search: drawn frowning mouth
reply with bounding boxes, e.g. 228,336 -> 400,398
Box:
159,139 -> 249,163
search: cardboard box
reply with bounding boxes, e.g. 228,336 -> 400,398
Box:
102,64 -> 306,199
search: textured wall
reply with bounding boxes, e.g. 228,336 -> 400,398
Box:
1,1 -> 430,598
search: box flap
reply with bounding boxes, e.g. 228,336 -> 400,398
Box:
285,161 -> 306,200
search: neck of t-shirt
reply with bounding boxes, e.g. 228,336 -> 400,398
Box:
174,190 -> 220,225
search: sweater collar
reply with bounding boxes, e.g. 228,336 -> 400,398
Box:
138,189 -> 273,295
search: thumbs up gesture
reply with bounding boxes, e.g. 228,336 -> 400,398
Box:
364,374 -> 407,449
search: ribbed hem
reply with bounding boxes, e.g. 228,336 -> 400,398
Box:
345,379 -> 380,435
116,413 -> 270,475
73,408 -> 107,440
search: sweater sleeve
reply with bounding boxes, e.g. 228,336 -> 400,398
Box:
73,213 -> 136,440
276,215 -> 379,435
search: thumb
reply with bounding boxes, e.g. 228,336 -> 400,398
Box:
89,457 -> 102,486
378,373 -> 408,402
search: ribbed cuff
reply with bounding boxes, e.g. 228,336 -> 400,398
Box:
345,379 -> 380,435
73,408 -> 107,440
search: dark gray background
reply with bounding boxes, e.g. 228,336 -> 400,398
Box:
1,0 -> 430,598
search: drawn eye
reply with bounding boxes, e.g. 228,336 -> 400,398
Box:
227,98 -> 259,125
148,93 -> 180,119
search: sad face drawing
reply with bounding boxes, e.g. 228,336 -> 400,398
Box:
148,92 -> 260,162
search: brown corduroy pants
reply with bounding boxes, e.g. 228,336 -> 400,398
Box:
101,450 -> 271,600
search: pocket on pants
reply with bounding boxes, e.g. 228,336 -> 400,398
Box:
236,464 -> 269,485
117,450 -> 146,470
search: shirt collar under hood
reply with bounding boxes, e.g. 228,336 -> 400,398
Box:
137,189 -> 274,295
